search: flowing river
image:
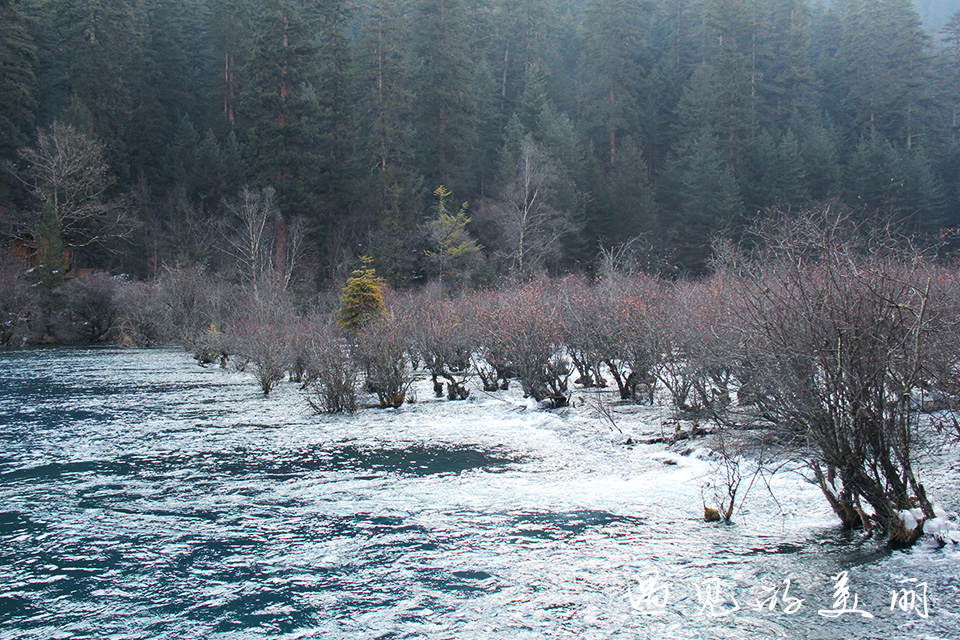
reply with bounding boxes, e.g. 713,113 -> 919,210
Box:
1,348 -> 957,639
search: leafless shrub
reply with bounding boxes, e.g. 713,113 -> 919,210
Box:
678,276 -> 740,413
304,318 -> 358,413
702,431 -> 743,523
701,427 -> 783,524
557,275 -> 607,389
154,265 -> 234,349
650,286 -> 702,412
463,290 -> 515,392
597,236 -> 661,279
640,276 -> 737,416
598,274 -> 664,404
61,272 -> 121,342
474,279 -> 570,406
354,314 -> 412,408
0,260 -> 37,346
401,284 -> 474,400
729,205 -> 960,546
286,316 -> 313,383
227,282 -> 296,394
484,136 -> 575,276
116,279 -> 165,346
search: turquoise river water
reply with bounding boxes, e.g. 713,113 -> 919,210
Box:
0,347 -> 958,639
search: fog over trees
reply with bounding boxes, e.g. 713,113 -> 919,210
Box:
2,0 -> 960,281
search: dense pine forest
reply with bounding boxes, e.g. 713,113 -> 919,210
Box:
3,0 -> 960,284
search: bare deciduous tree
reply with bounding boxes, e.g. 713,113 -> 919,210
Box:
355,314 -> 412,408
599,274 -> 664,404
497,135 -> 573,275
0,257 -> 37,346
228,281 -> 296,395
557,275 -> 607,389
226,186 -> 307,291
153,265 -> 235,351
402,284 -> 473,400
475,279 -> 570,406
18,121 -> 125,249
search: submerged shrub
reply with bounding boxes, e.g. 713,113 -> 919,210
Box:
117,280 -> 164,346
62,272 -> 122,342
228,283 -> 295,395
305,319 -> 358,413
0,260 -> 38,347
401,284 -> 473,400
355,315 -> 412,408
476,279 -> 570,405
730,206 -> 960,547
155,265 -> 235,347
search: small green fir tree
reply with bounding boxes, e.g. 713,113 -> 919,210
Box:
425,185 -> 481,281
338,256 -> 386,331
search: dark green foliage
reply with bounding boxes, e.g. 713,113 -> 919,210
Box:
802,123 -> 842,201
0,0 -> 37,194
578,0 -> 649,165
365,176 -> 428,287
827,0 -> 931,145
762,0 -> 817,131
773,130 -> 810,209
412,0 -> 478,191
40,0 -> 141,178
35,198 -> 67,289
660,128 -> 743,273
164,115 -> 200,194
605,136 -> 658,243
844,133 -> 945,231
7,0 -> 960,278
193,130 -> 226,214
240,0 -> 324,220
355,0 -> 418,202
124,0 -> 202,182
312,0 -> 360,265
338,256 -> 386,331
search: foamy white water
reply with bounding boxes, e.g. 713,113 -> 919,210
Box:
0,348 -> 957,639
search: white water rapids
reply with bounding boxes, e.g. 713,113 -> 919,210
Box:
0,348 -> 957,639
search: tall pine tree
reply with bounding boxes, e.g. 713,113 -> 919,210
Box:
412,0 -> 478,192
0,0 -> 37,201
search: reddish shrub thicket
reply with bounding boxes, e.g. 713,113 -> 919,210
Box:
402,285 -> 474,399
354,314 -> 412,408
226,283 -> 296,394
304,317 -> 358,413
471,278 -> 570,404
598,274 -> 664,403
462,288 -> 514,392
61,272 -> 122,343
557,275 -> 607,389
653,276 -> 738,414
727,207 -> 960,546
0,260 -> 37,346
